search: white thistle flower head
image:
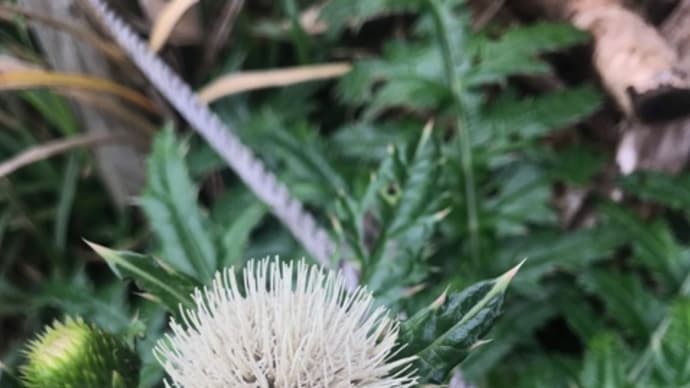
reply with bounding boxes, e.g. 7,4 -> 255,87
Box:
155,257 -> 418,388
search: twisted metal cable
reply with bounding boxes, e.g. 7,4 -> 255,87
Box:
85,0 -> 337,269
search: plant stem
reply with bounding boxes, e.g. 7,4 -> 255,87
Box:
428,0 -> 480,264
281,0 -> 310,64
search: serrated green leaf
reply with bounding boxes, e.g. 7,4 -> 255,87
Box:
620,172 -> 690,213
468,22 -> 590,84
539,145 -> 606,184
139,126 -> 217,282
579,269 -> 663,340
647,300 -> 690,386
399,261 -> 522,383
88,242 -> 198,314
320,0 -> 423,34
330,122 -> 419,163
497,226 -> 627,292
355,124 -> 446,302
600,202 -> 686,287
477,85 -> 603,150
483,162 -> 555,236
580,334 -> 632,388
336,41 -> 444,110
267,122 -> 348,205
461,294 -> 559,379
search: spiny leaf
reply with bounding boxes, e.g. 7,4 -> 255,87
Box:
353,124 -> 446,302
468,22 -> 590,84
88,242 -> 198,314
400,260 -> 524,383
461,294 -> 559,379
139,126 -> 217,282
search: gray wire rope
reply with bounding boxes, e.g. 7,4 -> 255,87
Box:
85,0 -> 338,270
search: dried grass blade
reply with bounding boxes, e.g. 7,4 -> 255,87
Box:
0,70 -> 157,113
0,133 -> 115,178
198,63 -> 351,103
148,0 -> 199,53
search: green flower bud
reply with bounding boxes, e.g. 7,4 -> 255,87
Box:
21,317 -> 140,388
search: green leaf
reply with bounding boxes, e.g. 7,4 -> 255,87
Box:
336,41 -> 445,112
461,293 -> 559,379
496,226 -> 627,292
267,122 -> 348,204
580,334 -> 632,388
399,260 -> 523,383
343,124 -> 446,303
320,0 -> 423,33
477,85 -> 603,150
21,90 -> 78,136
539,145 -> 606,184
557,287 -> 608,340
648,300 -> 690,386
578,269 -> 663,340
330,122 -> 419,163
139,126 -> 217,282
620,172 -> 690,213
468,22 -> 590,84
600,202 -> 686,287
483,353 -> 579,388
88,242 -> 198,314
34,272 -> 132,335
483,162 -> 555,236
218,204 -> 265,266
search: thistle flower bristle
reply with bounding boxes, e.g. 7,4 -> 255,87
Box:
21,317 -> 140,388
155,257 -> 418,387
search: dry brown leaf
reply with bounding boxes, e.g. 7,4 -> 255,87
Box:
143,0 -> 202,52
198,63 -> 352,103
0,70 -> 157,113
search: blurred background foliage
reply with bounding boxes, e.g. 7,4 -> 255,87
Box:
1,0 -> 690,387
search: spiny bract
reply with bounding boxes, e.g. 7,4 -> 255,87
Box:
21,316 -> 139,388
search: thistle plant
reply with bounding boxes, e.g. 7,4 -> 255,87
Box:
154,258 -> 418,388
21,317 -> 140,388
